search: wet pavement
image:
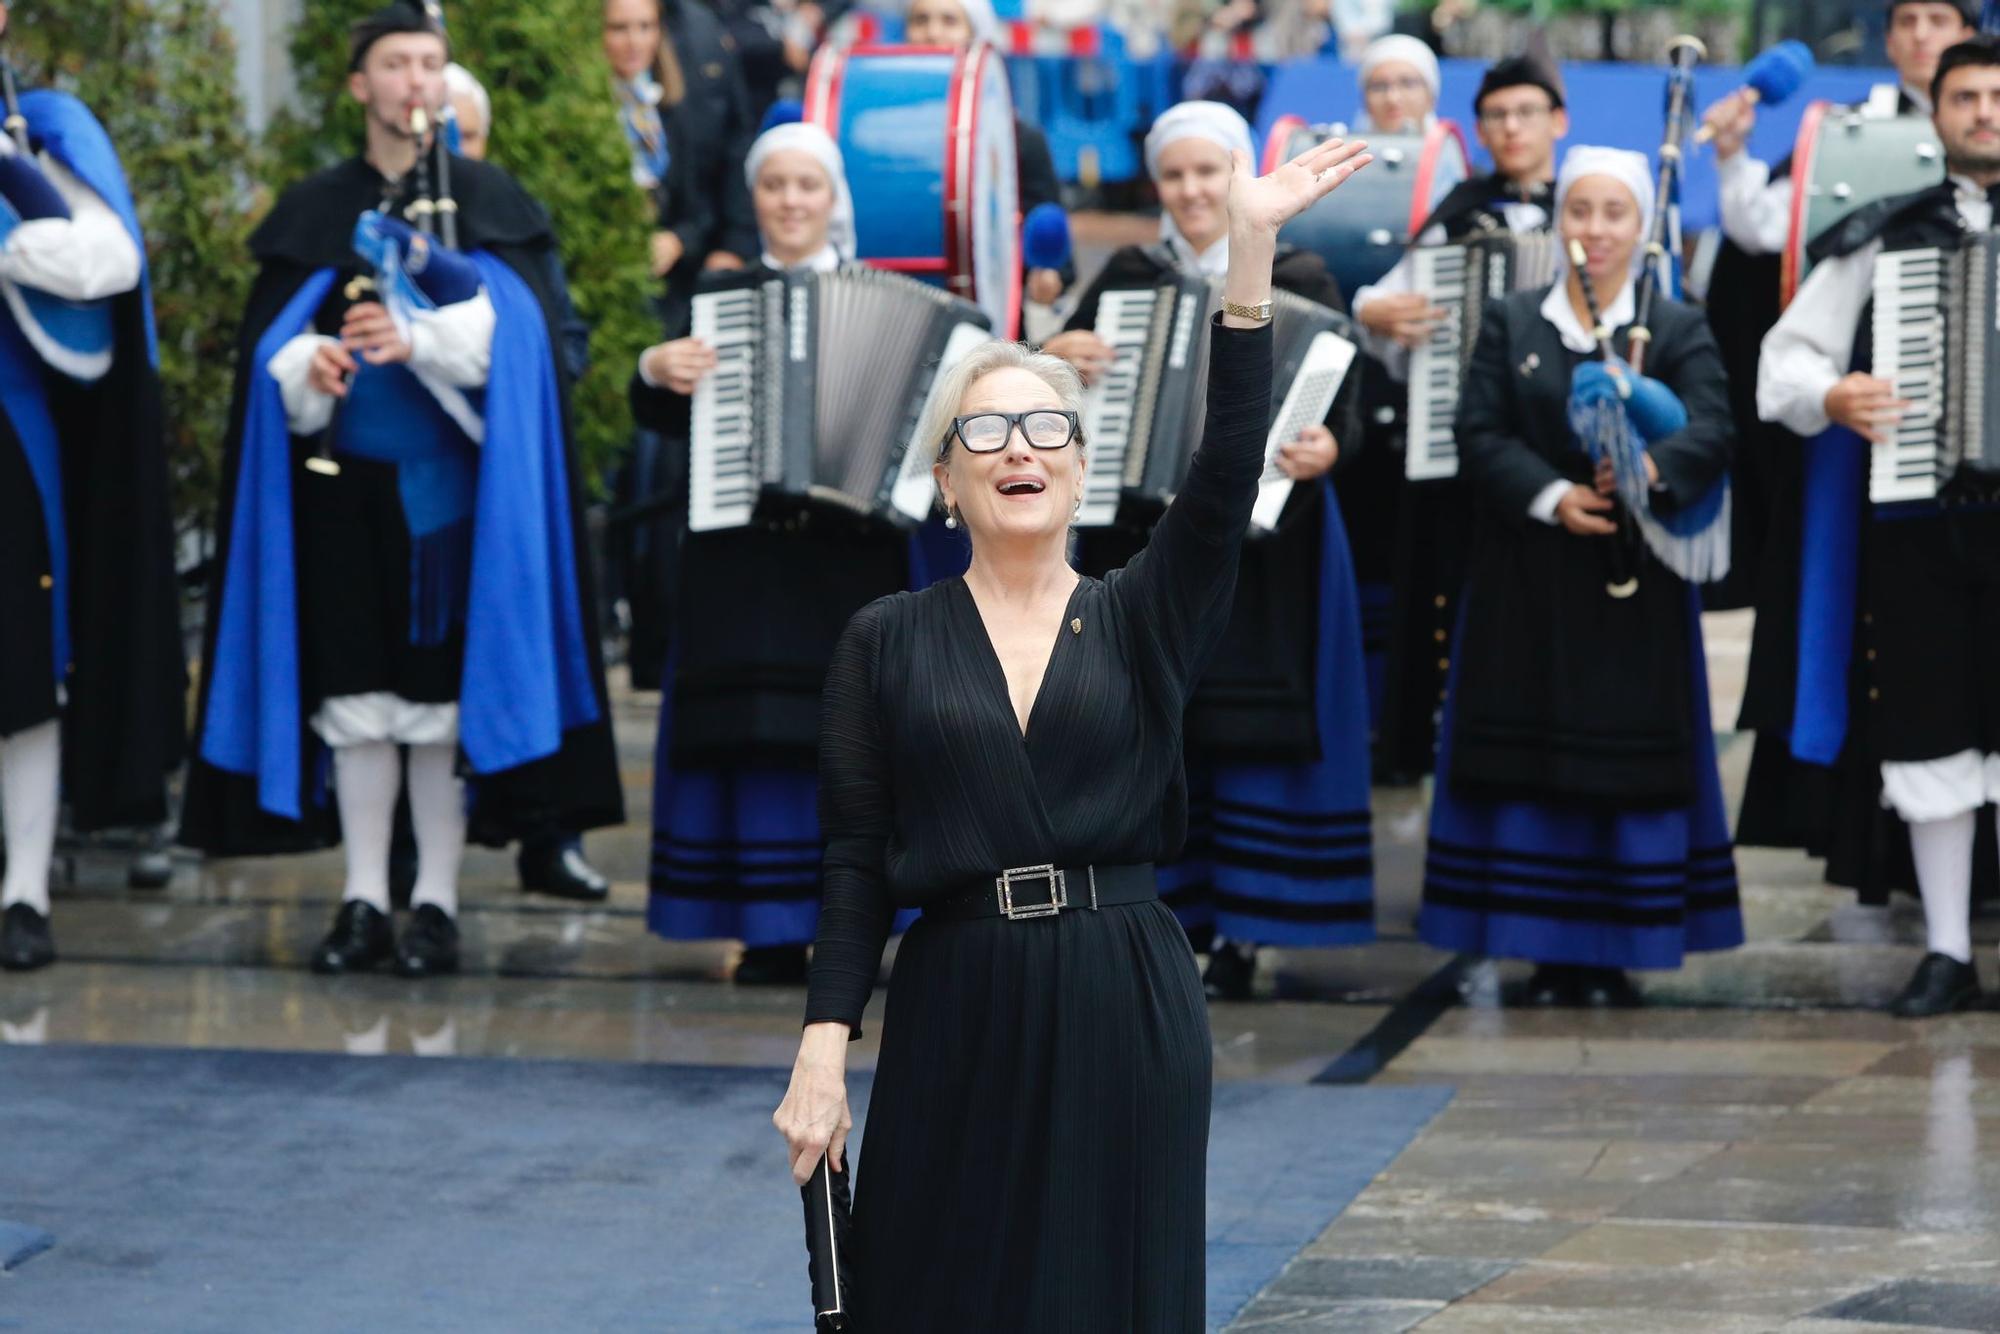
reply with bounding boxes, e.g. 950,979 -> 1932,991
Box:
11,611 -> 2000,1329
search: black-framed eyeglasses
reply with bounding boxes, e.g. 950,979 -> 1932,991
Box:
949,409 -> 1080,453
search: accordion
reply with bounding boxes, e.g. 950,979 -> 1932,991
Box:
688,267 -> 992,532
1869,234 -> 2000,503
1078,275 -> 1356,531
1405,231 -> 1563,481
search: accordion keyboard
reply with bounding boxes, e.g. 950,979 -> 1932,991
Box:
1079,288 -> 1156,527
1406,245 -> 1468,480
1870,246 -> 1947,503
689,283 -> 763,531
1252,327 -> 1357,531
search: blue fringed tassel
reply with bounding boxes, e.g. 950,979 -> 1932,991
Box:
1567,362 -> 1731,586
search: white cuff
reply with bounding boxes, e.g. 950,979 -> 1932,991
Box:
0,154 -> 142,302
1527,478 -> 1570,525
636,347 -> 664,390
268,333 -> 338,437
404,291 -> 494,389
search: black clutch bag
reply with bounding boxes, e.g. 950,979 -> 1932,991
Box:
802,1153 -> 856,1331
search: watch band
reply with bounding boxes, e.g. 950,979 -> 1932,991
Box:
1221,297 -> 1274,323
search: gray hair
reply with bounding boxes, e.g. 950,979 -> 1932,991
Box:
445,62 -> 491,135
921,340 -> 1087,463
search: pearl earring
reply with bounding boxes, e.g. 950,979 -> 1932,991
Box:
944,506 -> 959,530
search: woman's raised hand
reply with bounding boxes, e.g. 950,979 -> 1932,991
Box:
1225,136 -> 1372,238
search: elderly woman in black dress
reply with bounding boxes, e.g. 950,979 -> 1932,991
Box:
772,134 -> 1373,1329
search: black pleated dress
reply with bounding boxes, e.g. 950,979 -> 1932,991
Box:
804,321 -> 1273,1331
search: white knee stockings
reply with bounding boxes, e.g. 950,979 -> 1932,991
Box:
332,742 -> 466,918
405,743 -> 464,917
1909,810 -> 1976,965
0,721 -> 59,915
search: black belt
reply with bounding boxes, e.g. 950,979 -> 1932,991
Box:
922,862 -> 1157,923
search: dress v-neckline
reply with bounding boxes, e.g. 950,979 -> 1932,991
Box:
954,576 -> 1086,741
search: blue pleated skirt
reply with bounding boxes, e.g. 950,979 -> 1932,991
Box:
1418,593 -> 1744,969
1163,487 -> 1376,948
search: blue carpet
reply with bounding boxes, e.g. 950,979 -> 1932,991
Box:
0,1045 -> 1449,1331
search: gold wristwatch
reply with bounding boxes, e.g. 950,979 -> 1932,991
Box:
1221,297 -> 1273,323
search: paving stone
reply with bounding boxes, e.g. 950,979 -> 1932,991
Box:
1811,1279 -> 2000,1331
1264,1256 -> 1513,1303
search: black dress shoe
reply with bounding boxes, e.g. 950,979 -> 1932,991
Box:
734,943 -> 809,986
1890,952 -> 1983,1019
310,901 -> 395,975
1576,966 -> 1644,1009
395,904 -> 460,978
127,849 -> 174,890
517,839 -> 610,903
1203,939 -> 1257,1001
1,905 -> 56,972
1515,963 -> 1582,1008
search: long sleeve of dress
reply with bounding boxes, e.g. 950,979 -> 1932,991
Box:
1639,312 -> 1734,511
1457,300 -> 1566,525
804,600 -> 896,1034
1110,320 -> 1273,695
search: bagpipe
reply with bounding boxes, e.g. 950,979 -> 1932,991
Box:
0,43 -> 116,381
305,100 -> 480,477
1566,36 -> 1729,598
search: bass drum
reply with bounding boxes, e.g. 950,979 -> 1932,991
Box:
1261,117 -> 1470,300
1782,100 -> 1942,305
806,43 -> 1022,338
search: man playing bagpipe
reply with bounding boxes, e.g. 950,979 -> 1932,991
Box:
0,1 -> 184,971
1757,37 -> 2000,1017
182,0 -> 623,977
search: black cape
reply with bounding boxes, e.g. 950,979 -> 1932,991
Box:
27,223 -> 186,830
180,155 -> 624,855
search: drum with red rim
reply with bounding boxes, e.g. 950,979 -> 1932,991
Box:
806,44 -> 1022,338
1261,117 -> 1470,301
1781,99 -> 1942,306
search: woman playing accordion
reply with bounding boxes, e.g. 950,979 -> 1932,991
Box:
634,123 -> 910,984
1043,101 -> 1375,998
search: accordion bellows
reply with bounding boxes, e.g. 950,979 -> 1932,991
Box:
689,267 -> 992,531
1080,275 -> 1355,530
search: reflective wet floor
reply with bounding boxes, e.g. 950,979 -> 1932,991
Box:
12,619 -> 2000,1330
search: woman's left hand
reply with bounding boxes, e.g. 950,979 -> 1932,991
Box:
1593,454 -> 1659,495
1278,424 -> 1338,480
1226,136 -> 1372,239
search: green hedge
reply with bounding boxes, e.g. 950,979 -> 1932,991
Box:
12,0 -> 259,543
269,0 -> 657,484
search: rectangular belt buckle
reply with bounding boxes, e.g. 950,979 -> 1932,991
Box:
996,864 -> 1066,920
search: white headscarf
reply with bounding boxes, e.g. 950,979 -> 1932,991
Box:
1553,145 -> 1655,271
1542,145 -> 1655,351
1144,101 -> 1254,275
744,122 -> 856,265
443,62 -> 491,138
912,0 -> 1001,46
1355,35 -> 1439,132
